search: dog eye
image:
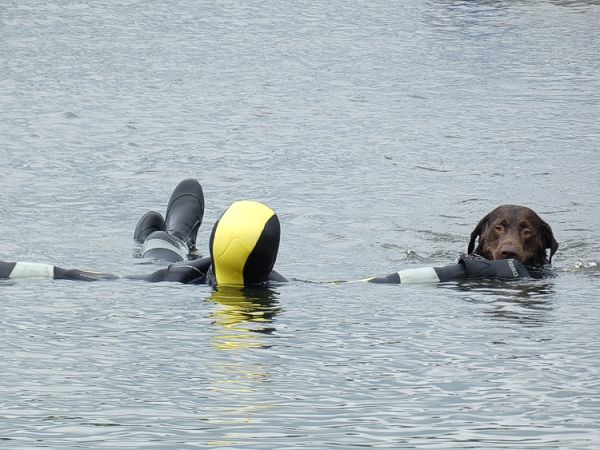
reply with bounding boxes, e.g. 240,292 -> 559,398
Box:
522,228 -> 534,237
494,225 -> 503,232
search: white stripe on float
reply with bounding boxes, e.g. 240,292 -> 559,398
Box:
397,267 -> 440,284
10,262 -> 55,279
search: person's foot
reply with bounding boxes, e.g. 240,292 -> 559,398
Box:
133,211 -> 165,244
164,178 -> 205,252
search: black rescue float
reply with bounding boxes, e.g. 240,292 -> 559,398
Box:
365,255 -> 530,284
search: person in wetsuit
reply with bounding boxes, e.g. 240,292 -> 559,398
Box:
128,178 -> 285,285
1,179 -> 286,286
128,197 -> 287,285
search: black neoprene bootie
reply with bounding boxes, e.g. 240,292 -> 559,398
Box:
164,178 -> 205,252
133,211 -> 165,244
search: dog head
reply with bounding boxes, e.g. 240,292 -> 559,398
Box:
468,205 -> 558,266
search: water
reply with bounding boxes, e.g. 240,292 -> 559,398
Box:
1,0 -> 599,448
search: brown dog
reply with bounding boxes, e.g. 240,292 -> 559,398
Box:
468,205 -> 559,267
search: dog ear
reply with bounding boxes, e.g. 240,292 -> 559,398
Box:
468,215 -> 488,255
540,219 -> 559,264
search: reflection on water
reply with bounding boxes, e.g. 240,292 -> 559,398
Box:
450,279 -> 555,326
204,286 -> 281,436
207,286 -> 281,351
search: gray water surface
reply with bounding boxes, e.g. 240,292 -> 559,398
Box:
1,1 -> 599,448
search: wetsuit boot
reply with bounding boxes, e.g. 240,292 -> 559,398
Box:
164,178 -> 205,257
135,179 -> 204,262
133,211 -> 165,244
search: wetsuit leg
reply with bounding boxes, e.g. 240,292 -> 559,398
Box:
125,256 -> 213,284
